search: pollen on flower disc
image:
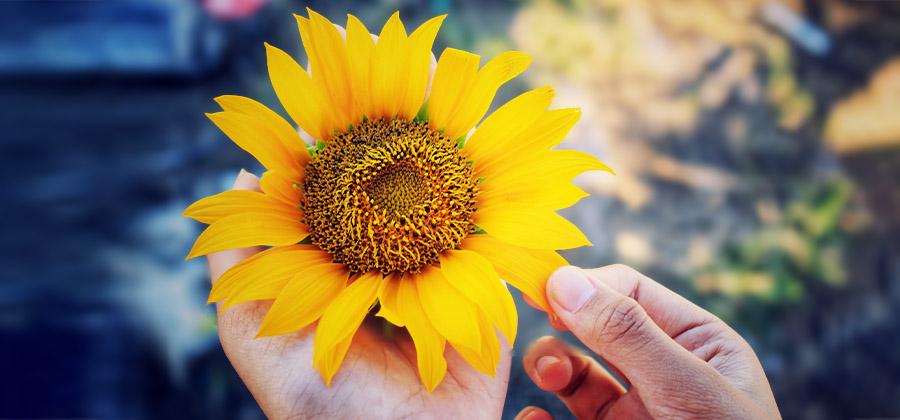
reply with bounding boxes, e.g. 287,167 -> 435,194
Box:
302,119 -> 479,274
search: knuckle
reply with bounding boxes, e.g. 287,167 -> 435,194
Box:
556,357 -> 591,398
592,296 -> 648,344
607,263 -> 638,277
654,401 -> 712,419
605,263 -> 643,283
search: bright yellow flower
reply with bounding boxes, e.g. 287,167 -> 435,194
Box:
185,9 -> 612,391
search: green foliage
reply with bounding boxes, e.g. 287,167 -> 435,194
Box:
696,179 -> 854,303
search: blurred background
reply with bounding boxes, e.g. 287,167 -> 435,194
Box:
2,0 -> 898,418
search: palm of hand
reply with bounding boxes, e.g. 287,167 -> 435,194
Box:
216,301 -> 511,419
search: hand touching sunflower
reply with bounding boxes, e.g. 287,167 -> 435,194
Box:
185,9 -> 611,393
207,170 -> 511,419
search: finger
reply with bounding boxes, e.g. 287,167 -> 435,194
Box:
582,264 -> 725,348
548,312 -> 569,332
425,50 -> 437,98
583,267 -> 779,411
514,406 -> 553,420
523,336 -> 624,419
547,266 -> 726,403
443,331 -> 513,418
207,169 -> 265,284
520,294 -> 569,331
522,294 -> 567,330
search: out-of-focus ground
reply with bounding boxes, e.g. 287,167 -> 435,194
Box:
1,0 -> 898,419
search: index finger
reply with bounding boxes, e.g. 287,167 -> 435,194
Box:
582,264 -> 722,341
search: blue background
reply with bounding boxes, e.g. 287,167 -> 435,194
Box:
2,0 -> 899,418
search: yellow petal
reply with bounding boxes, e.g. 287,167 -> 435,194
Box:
479,175 -> 589,211
475,206 -> 591,250
450,309 -> 501,376
216,248 -> 328,308
297,10 -> 353,129
527,150 -> 614,180
463,86 -> 554,165
370,12 -> 408,119
209,245 -> 294,300
396,275 -> 447,392
210,246 -> 330,310
428,48 -> 480,134
186,212 -> 307,260
213,95 -> 309,162
511,108 -> 581,155
478,150 -> 611,210
439,250 -> 517,345
313,271 -> 384,385
462,235 -> 566,312
414,265 -> 482,352
265,42 -> 331,140
346,14 -> 376,121
315,334 -> 354,387
399,14 -> 446,119
256,262 -> 349,337
183,190 -> 299,225
475,108 -> 581,176
443,51 -> 531,139
206,111 -> 302,178
260,170 -> 302,206
376,273 -> 405,327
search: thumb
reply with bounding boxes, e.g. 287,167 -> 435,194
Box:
547,266 -> 721,400
207,169 -> 264,283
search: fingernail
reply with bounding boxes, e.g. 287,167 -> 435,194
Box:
514,407 -> 536,420
548,266 -> 595,313
233,169 -> 260,191
233,169 -> 250,186
535,355 -> 559,384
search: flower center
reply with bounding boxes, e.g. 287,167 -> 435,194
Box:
364,163 -> 429,218
302,119 -> 479,274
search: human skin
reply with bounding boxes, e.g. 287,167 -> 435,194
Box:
207,171 -> 779,420
514,265 -> 781,420
206,170 -> 510,419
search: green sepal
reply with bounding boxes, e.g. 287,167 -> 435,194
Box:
414,102 -> 429,123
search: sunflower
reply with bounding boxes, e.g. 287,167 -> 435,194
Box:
185,9 -> 612,391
